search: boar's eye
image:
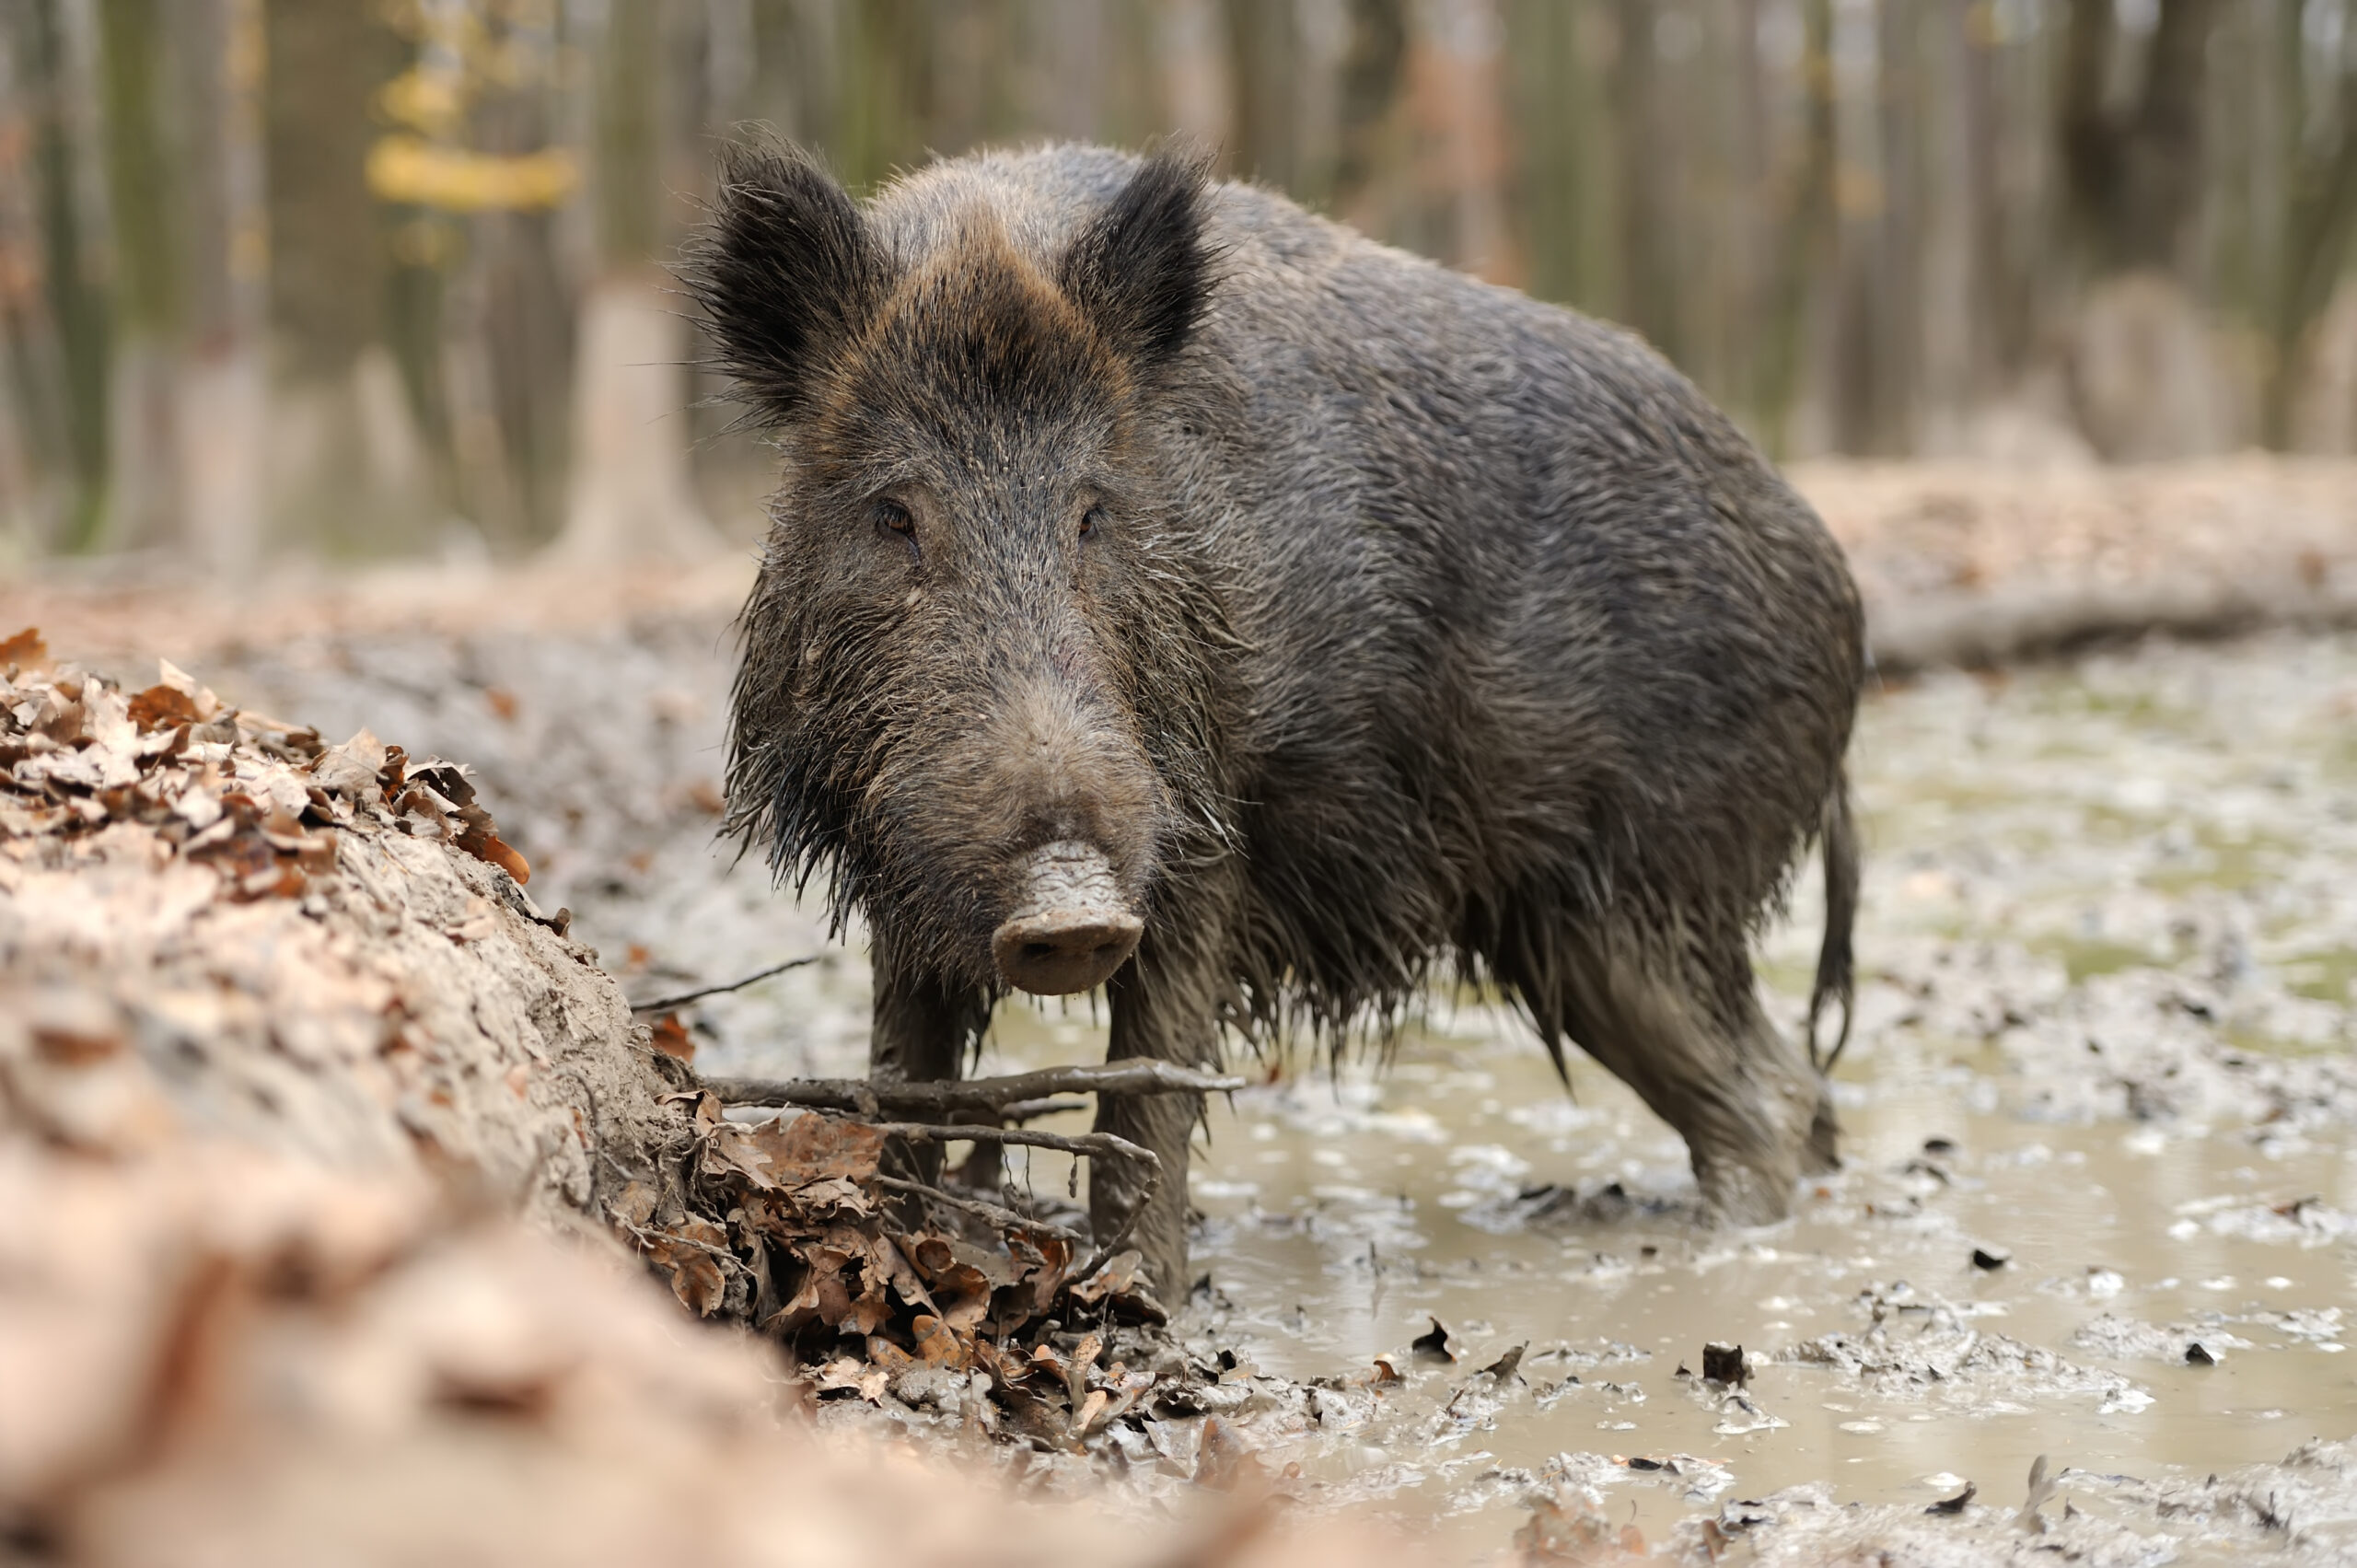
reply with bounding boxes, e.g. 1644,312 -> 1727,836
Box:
873,497 -> 915,538
1078,505 -> 1105,540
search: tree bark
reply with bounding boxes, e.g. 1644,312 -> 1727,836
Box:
2261,43 -> 2357,449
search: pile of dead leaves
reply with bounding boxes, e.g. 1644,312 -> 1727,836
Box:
618,1087 -> 1190,1451
0,628 -> 528,894
3,625 -> 1195,1458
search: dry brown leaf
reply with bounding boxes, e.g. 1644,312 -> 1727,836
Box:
911,1315 -> 967,1369
644,1218 -> 731,1317
307,730 -> 389,802
474,832 -> 531,886
0,625 -> 46,671
709,1111 -> 883,1191
648,1013 -> 693,1063
125,684 -> 204,732
814,1356 -> 890,1404
785,1176 -> 871,1218
609,1182 -> 659,1230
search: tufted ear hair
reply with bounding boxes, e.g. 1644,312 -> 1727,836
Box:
1057,145 -> 1217,371
688,142 -> 886,426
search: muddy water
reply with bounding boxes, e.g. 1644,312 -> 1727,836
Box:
193,624 -> 2357,1558
959,637 -> 2357,1555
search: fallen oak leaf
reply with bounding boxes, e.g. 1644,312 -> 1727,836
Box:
1093,1369 -> 1155,1431
126,684 -> 205,732
1067,1331 -> 1103,1411
468,829 -> 531,886
1411,1318 -> 1455,1365
648,1012 -> 693,1063
645,1220 -> 732,1316
814,1357 -> 888,1404
911,1314 -> 968,1368
784,1177 -> 873,1219
1480,1342 -> 1527,1382
1927,1481 -> 1978,1516
0,627 -> 47,673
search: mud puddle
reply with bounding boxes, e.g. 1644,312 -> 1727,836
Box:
166,621 -> 2357,1559
967,1006 -> 2357,1558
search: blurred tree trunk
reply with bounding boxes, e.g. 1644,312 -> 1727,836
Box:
554,0 -> 714,563
1505,0 -> 1601,312
162,0 -> 269,571
2058,0 -> 2225,274
1221,0 -> 1299,188
1752,0 -> 1832,456
834,0 -> 930,191
1957,4 -> 2026,397
1420,0 -> 1514,283
262,0 -> 431,558
1610,0 -> 1678,362
2260,19 -> 2357,449
1864,0 -> 1922,454
1332,0 -> 1408,217
1155,0 -> 1232,154
94,0 -> 182,553
2054,0 -> 2233,459
9,0 -> 110,551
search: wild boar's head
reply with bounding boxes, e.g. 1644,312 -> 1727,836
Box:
691,144 -> 1234,997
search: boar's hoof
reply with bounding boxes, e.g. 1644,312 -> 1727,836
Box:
993,841 -> 1143,995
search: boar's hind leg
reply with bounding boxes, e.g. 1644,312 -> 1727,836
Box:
1558,923 -> 1827,1226
1093,938 -> 1223,1303
868,934 -> 991,1190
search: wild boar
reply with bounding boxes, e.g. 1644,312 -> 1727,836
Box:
692,141 -> 1863,1297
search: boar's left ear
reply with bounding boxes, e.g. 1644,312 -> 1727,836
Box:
1059,146 -> 1216,370
687,141 -> 886,426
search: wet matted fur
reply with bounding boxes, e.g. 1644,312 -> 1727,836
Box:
691,140 -> 1865,1293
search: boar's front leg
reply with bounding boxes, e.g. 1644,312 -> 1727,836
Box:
1092,926 -> 1225,1303
868,930 -> 990,1189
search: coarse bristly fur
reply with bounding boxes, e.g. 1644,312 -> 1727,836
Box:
689,137 -> 1866,1295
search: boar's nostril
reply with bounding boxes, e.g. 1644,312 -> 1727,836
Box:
991,841 -> 1143,995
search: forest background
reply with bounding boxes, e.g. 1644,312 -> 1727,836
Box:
5,0 -> 2357,571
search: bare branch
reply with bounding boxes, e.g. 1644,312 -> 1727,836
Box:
860,1121 -> 1160,1281
629,954 -> 823,1013
701,1060 -> 1243,1114
871,1174 -> 1088,1247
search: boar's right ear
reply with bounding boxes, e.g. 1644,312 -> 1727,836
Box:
1059,147 -> 1216,371
688,144 -> 885,426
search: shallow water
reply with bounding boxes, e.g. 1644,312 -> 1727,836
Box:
195,625 -> 2357,1559
969,638 -> 2357,1555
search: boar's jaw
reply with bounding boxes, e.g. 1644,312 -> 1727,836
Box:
991,840 -> 1144,995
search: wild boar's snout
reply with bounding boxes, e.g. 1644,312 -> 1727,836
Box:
992,841 -> 1143,994
977,675 -> 1156,993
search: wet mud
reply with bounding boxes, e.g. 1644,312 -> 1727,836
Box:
168,621 -> 2357,1561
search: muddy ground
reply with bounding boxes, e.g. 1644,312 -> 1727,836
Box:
16,459 -> 2357,1563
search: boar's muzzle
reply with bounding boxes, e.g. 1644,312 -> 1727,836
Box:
992,841 -> 1144,994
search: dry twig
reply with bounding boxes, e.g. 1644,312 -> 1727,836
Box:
629,954 -> 823,1013
861,1121 -> 1160,1280
871,1174 -> 1089,1247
